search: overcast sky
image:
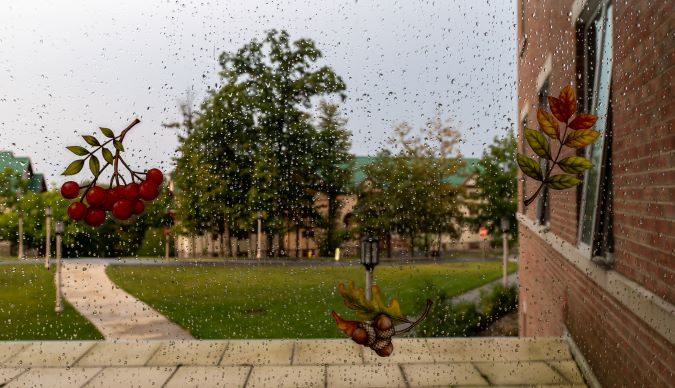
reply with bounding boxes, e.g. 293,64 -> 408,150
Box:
0,0 -> 516,186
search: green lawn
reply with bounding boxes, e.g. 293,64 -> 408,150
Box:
0,265 -> 103,340
107,261 -> 517,339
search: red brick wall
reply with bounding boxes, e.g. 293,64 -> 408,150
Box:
519,227 -> 674,387
518,0 -> 675,386
517,0 -> 579,245
611,0 -> 674,305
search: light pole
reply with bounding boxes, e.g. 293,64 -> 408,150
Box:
501,217 -> 510,287
256,211 -> 262,259
45,206 -> 52,269
54,221 -> 64,313
360,236 -> 379,301
16,189 -> 23,259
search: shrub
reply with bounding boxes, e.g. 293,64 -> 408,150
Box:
413,281 -> 518,337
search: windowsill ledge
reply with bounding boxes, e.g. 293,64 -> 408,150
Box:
517,213 -> 675,344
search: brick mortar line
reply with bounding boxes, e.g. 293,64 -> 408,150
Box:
144,342 -> 165,366
1,367 -> 30,387
398,364 -> 411,388
79,366 -> 105,388
471,361 -> 492,385
71,342 -> 100,367
242,365 -> 254,388
0,344 -> 29,366
545,360 -> 573,385
216,341 -> 231,366
289,341 -> 296,365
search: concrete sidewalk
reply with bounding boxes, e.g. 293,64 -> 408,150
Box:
0,338 -> 587,387
62,262 -> 192,340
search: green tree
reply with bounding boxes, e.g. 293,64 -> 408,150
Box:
354,116 -> 463,257
470,129 -> 518,243
312,101 -> 353,257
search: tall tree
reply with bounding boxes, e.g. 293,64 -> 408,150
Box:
312,101 -> 353,256
469,129 -> 518,243
354,115 -> 464,257
218,29 -> 346,255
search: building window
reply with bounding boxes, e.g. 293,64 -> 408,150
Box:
536,79 -> 550,226
577,1 -> 613,263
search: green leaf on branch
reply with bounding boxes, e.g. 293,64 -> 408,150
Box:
66,146 -> 89,156
516,153 -> 543,181
558,156 -> 593,174
337,281 -> 406,323
82,135 -> 100,146
546,174 -> 581,190
113,140 -> 124,152
524,127 -> 551,159
564,129 -> 599,148
536,109 -> 559,139
102,147 -> 114,164
62,159 -> 85,176
89,155 -> 100,177
99,127 -> 115,138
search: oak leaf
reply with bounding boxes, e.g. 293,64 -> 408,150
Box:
337,281 -> 406,322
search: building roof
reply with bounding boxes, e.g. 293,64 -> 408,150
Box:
349,156 -> 482,186
0,151 -> 47,193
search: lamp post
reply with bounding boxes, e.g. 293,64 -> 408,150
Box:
16,189 -> 23,259
45,206 -> 52,269
501,217 -> 510,287
54,221 -> 64,313
256,211 -> 262,259
360,236 -> 379,301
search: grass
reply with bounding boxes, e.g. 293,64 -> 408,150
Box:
0,264 -> 103,340
107,261 -> 517,339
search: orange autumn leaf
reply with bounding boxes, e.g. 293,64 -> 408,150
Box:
547,96 -> 567,123
569,113 -> 598,130
564,129 -> 600,148
331,311 -> 359,337
558,85 -> 576,120
537,109 -> 559,139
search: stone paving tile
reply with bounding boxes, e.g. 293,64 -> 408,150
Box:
220,340 -> 293,366
247,365 -> 324,388
147,340 -> 228,366
0,344 -> 29,364
547,360 -> 586,384
5,367 -> 102,388
362,338 -> 434,364
76,341 -> 164,367
326,364 -> 406,388
2,342 -> 96,367
0,368 -> 27,385
85,366 -> 176,387
401,363 -> 489,386
427,337 -> 571,362
293,339 -> 363,365
473,361 -> 568,385
164,366 -> 250,388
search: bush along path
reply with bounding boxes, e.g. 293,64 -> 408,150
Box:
61,262 -> 192,340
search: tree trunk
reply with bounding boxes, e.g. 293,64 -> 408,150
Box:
387,233 -> 392,258
425,234 -> 429,258
225,227 -> 232,257
295,223 -> 301,258
409,233 -> 414,259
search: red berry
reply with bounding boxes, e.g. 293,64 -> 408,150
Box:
123,183 -> 140,201
139,180 -> 159,201
84,207 -> 106,227
111,199 -> 133,220
67,202 -> 87,220
132,200 -> 145,215
60,181 -> 80,199
103,188 -> 119,211
86,186 -> 107,207
146,168 -> 163,185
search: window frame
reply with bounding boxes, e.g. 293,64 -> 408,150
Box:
575,0 -> 614,263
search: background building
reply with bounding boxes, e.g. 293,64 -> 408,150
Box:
517,0 -> 673,386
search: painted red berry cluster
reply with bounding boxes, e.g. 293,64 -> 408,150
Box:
60,119 -> 163,227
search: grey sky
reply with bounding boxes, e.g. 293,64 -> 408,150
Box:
0,0 -> 516,186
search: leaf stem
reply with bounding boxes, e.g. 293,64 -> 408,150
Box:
523,121 -> 569,207
394,299 -> 433,335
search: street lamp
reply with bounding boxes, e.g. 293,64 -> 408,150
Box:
16,189 -> 23,259
54,221 -> 64,313
501,217 -> 510,287
360,236 -> 379,301
45,206 -> 52,269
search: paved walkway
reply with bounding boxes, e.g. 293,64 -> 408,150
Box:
451,272 -> 518,305
0,338 -> 588,387
62,262 -> 192,340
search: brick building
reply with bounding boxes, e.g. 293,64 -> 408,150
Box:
517,0 -> 673,386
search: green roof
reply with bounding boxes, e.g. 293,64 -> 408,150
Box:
350,156 -> 482,186
0,151 -> 46,193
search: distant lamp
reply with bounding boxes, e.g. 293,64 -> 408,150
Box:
501,217 -> 510,232
361,236 -> 379,300
55,221 -> 64,235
